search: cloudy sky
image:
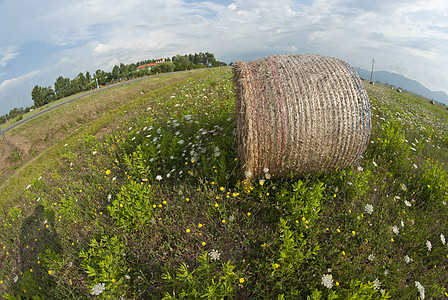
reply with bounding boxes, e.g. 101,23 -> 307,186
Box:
1,0 -> 447,115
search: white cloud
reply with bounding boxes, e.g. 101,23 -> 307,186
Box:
0,46 -> 18,67
0,70 -> 41,94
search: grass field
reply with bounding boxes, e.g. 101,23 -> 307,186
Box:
0,67 -> 447,299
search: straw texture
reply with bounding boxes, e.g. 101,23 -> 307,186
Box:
233,54 -> 371,179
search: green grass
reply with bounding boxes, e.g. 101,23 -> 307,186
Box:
0,67 -> 447,299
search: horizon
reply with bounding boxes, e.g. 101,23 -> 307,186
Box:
1,0 -> 448,115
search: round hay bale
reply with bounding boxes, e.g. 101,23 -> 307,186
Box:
233,54 -> 371,179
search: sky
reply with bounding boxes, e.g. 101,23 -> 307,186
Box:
0,0 -> 448,115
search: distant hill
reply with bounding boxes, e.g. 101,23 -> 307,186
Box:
356,68 -> 448,106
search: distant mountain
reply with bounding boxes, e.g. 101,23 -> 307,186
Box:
356,68 -> 448,106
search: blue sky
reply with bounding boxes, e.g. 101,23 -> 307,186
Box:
1,0 -> 448,115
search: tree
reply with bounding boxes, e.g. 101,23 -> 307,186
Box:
54,76 -> 71,99
32,85 -> 55,107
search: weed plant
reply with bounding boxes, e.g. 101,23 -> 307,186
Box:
0,68 -> 447,299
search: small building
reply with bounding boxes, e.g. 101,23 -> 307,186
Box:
136,63 -> 157,71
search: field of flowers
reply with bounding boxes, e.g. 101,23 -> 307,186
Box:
0,67 -> 447,299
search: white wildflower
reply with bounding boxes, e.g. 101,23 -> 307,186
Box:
13,275 -> 18,283
415,281 -> 425,300
321,274 -> 333,289
401,220 -> 404,228
404,200 -> 412,207
244,170 -> 252,178
364,204 -> 374,214
265,173 -> 271,179
177,139 -> 184,145
394,195 -> 401,200
91,282 -> 106,296
357,166 -> 364,172
92,151 -> 97,155
26,184 -> 31,190
413,164 -> 418,169
263,167 -> 269,173
156,175 -> 162,181
107,194 -> 112,202
392,225 -> 400,234
426,240 -> 432,251
404,255 -> 413,263
373,278 -> 381,290
372,160 -> 377,167
400,183 -> 407,191
209,249 -> 221,261
440,234 -> 446,245
124,274 -> 131,280
368,253 -> 375,261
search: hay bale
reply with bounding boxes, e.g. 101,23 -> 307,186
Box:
233,54 -> 371,179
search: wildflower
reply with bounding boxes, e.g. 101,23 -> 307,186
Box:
239,278 -> 245,283
401,183 -> 407,191
404,255 -> 413,263
156,175 -> 162,181
13,275 -> 18,283
244,170 -> 252,178
373,278 -> 381,290
404,200 -> 412,207
401,220 -> 405,227
321,274 -> 333,289
48,270 -> 52,275
392,225 -> 399,234
247,212 -> 251,216
357,166 -> 364,172
259,179 -> 265,186
214,203 -> 218,207
441,234 -> 446,245
107,194 -> 112,202
426,240 -> 432,251
91,282 -> 106,296
368,253 -> 375,261
209,249 -> 221,261
186,229 -> 190,233
202,242 -> 206,246
222,219 -> 226,224
372,160 -> 377,167
364,204 -> 374,214
261,243 -> 266,248
415,281 -> 425,300
105,170 -> 111,175
220,187 -> 225,191
26,184 -> 31,190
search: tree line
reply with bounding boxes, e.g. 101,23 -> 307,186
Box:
0,52 -> 226,125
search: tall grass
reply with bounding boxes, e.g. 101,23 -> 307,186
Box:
0,67 -> 446,299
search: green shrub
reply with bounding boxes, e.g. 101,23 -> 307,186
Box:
107,180 -> 154,231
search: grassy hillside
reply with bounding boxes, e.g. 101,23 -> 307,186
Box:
0,70 -> 210,193
0,67 -> 447,299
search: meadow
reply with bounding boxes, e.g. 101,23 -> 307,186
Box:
0,67 -> 447,299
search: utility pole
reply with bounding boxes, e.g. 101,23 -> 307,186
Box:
370,59 -> 375,83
